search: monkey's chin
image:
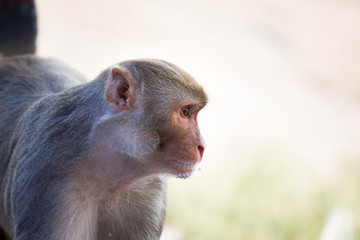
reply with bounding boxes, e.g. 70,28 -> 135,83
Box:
177,172 -> 192,179
172,160 -> 201,179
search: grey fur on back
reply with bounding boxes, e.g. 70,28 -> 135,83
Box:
0,55 -> 87,185
0,55 -> 88,237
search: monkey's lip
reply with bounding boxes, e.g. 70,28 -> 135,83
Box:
173,159 -> 196,169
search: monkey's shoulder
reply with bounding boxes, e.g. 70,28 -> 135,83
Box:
0,55 -> 92,142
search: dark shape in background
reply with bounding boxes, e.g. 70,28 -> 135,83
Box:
0,0 -> 37,56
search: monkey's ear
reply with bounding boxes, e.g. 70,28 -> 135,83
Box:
106,67 -> 137,111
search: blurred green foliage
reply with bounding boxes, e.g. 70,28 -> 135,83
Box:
166,148 -> 360,240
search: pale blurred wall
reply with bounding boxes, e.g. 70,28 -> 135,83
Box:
36,0 -> 360,180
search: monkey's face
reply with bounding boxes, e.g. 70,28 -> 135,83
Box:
152,100 -> 205,179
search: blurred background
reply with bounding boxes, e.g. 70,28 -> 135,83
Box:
35,0 -> 360,239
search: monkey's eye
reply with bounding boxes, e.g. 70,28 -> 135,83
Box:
181,107 -> 191,118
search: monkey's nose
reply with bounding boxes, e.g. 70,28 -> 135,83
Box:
198,145 -> 204,158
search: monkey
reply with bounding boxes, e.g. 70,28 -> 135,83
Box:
0,0 -> 37,57
0,55 -> 207,240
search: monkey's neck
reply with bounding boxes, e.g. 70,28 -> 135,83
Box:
83,150 -> 151,196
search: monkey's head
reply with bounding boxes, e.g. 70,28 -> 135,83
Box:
102,59 -> 207,179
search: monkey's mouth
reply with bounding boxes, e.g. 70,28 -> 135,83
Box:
172,160 -> 199,179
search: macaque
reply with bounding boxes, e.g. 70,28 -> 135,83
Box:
0,55 -> 207,240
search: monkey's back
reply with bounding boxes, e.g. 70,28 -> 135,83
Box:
0,55 -> 88,196
0,55 -> 88,115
